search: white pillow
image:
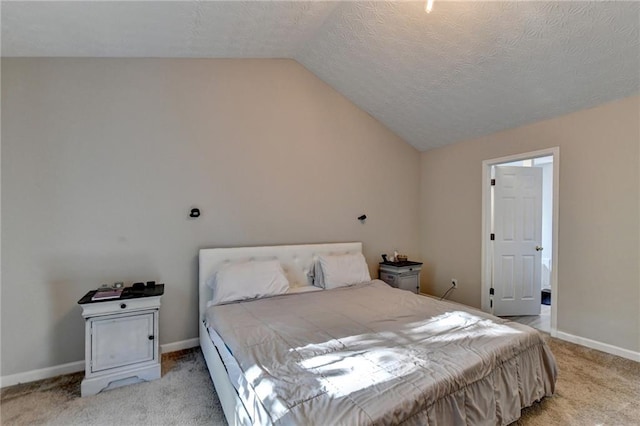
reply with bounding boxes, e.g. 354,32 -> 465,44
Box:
317,253 -> 371,289
209,260 -> 290,306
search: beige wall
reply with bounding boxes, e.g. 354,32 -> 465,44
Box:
2,57 -> 637,377
1,58 -> 421,376
420,95 -> 640,352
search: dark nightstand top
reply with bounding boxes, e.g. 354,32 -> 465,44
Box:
78,284 -> 164,305
379,261 -> 423,267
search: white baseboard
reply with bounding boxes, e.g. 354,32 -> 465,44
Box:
160,338 -> 199,354
1,338 -> 201,389
0,360 -> 85,389
555,331 -> 640,362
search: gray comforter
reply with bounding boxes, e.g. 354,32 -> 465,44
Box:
206,280 -> 557,425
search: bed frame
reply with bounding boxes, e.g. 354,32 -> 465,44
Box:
198,242 -> 363,425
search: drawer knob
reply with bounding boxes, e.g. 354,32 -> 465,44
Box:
148,335 -> 155,340
120,303 -> 127,309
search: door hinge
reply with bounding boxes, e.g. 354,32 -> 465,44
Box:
491,179 -> 495,186
490,233 -> 495,241
489,288 -> 495,295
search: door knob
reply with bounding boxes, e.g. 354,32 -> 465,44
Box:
535,246 -> 544,251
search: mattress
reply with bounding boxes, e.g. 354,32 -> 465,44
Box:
205,280 -> 557,425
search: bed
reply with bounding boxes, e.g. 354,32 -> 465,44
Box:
199,242 -> 557,425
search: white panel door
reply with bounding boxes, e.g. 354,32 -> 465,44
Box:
91,312 -> 155,372
493,166 -> 543,316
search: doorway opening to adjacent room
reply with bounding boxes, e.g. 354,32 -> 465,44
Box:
481,148 -> 559,336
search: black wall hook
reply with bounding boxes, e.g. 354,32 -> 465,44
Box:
190,208 -> 201,218
357,214 -> 367,222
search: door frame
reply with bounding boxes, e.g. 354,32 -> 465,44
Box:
481,147 -> 560,336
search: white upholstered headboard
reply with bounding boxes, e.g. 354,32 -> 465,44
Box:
198,242 -> 363,319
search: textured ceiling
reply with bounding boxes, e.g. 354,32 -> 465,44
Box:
2,1 -> 639,151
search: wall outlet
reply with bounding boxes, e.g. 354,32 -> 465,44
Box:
451,279 -> 458,288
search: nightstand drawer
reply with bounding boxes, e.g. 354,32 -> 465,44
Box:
81,296 -> 161,318
380,272 -> 397,285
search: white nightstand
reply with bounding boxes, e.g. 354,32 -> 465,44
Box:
78,285 -> 164,397
379,261 -> 423,294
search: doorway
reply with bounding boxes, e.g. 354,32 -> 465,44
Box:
481,148 -> 559,336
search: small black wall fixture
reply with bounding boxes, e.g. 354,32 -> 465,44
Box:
189,208 -> 201,218
357,214 -> 367,222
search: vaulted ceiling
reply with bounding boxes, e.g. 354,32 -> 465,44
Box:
2,1 -> 639,151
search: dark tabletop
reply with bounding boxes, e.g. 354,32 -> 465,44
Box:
379,261 -> 423,267
78,284 -> 164,304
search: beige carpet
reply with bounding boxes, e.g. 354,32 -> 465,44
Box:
0,350 -> 224,425
1,335 -> 639,425
516,335 -> 640,425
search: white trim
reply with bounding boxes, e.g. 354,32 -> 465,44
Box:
555,331 -> 640,362
0,360 -> 85,388
481,147 -> 560,336
160,338 -> 199,354
481,159 -> 491,313
0,338 -> 200,388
